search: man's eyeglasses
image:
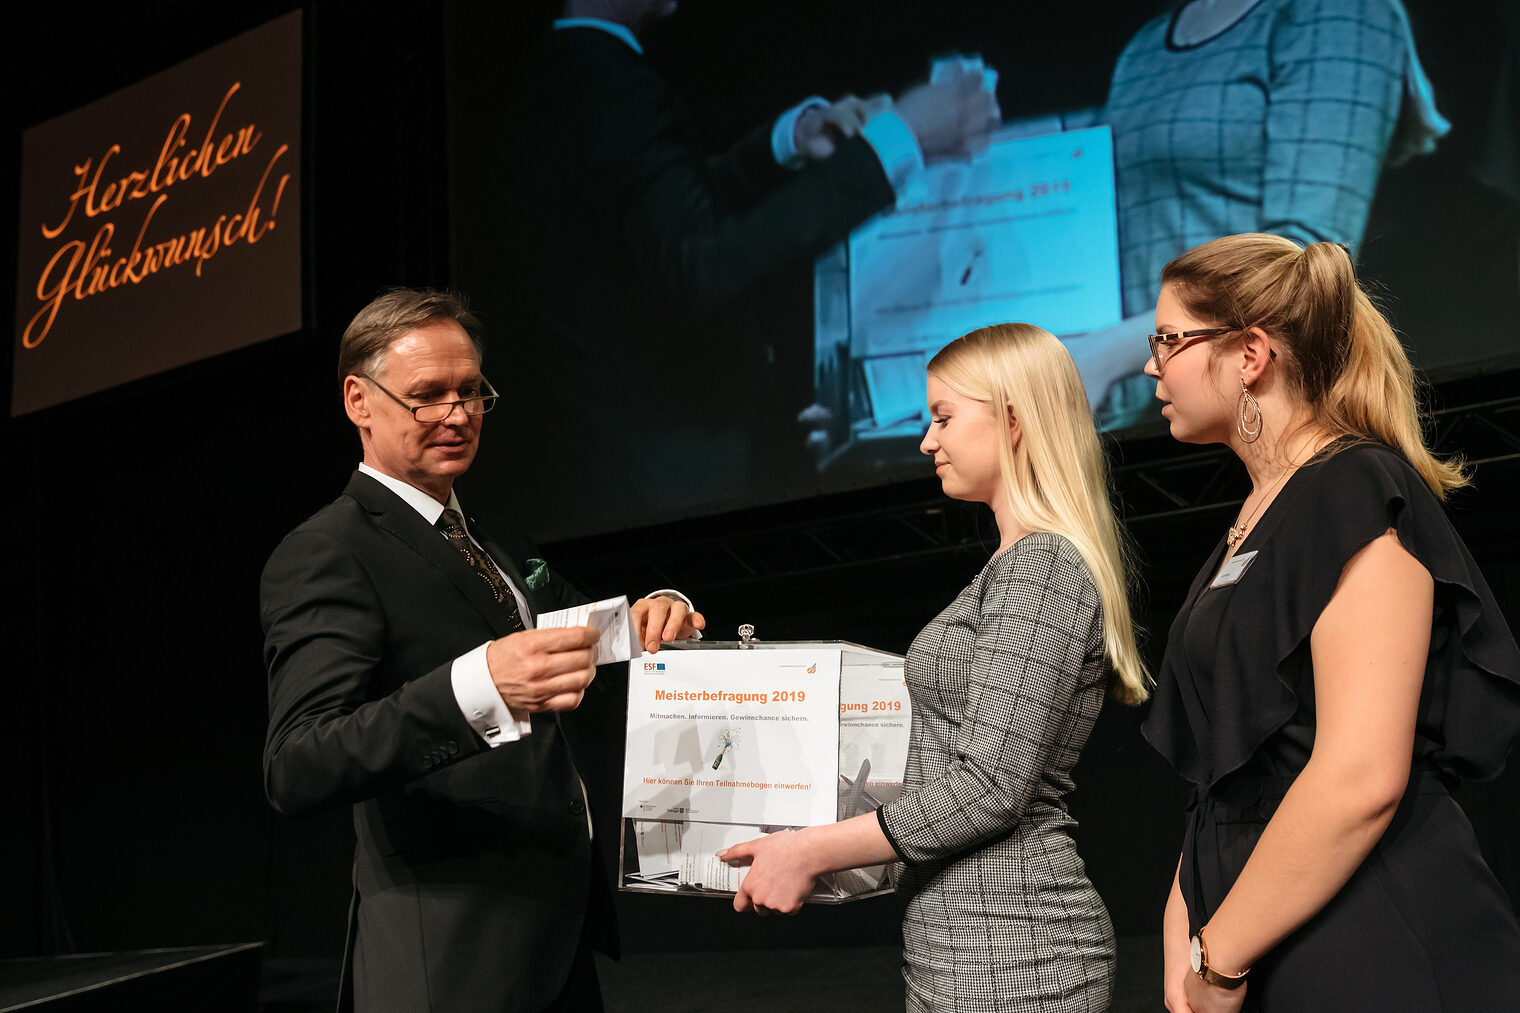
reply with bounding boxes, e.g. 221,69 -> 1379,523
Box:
360,375 -> 498,423
1145,328 -> 1237,374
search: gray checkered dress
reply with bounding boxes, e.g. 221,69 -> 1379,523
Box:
878,533 -> 1115,1012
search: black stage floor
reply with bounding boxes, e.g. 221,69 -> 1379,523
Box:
0,944 -> 263,1012
258,935 -> 1165,1012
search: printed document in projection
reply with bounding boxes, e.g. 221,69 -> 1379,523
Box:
831,125 -> 1120,429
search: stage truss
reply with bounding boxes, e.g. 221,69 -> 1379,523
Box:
547,391 -> 1520,596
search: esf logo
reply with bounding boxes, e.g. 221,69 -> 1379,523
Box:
642,662 -> 666,671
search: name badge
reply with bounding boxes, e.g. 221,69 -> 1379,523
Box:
1210,550 -> 1259,588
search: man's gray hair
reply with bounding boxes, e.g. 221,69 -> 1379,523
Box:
338,288 -> 484,383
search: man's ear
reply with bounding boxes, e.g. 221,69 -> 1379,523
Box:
1239,327 -> 1276,387
343,375 -> 371,431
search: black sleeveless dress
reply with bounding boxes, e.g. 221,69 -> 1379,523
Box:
1142,440 -> 1520,1011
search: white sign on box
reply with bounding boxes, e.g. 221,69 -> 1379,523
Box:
623,648 -> 840,828
537,595 -> 641,665
838,656 -> 911,815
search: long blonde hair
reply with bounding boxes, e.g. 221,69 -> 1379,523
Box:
1162,233 -> 1466,498
928,323 -> 1150,705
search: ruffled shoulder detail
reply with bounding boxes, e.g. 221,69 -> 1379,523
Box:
1145,442 -> 1520,786
1337,445 -> 1520,780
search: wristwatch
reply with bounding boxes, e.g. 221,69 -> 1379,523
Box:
1190,927 -> 1249,990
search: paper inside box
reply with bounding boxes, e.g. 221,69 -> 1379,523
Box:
620,641 -> 907,903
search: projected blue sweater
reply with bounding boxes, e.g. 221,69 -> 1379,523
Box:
1096,0 -> 1412,428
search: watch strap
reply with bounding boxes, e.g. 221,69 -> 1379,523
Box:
1194,928 -> 1250,990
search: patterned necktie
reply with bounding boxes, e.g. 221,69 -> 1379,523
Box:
437,509 -> 525,632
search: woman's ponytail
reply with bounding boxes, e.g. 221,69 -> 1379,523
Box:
1322,280 -> 1466,497
1162,234 -> 1466,499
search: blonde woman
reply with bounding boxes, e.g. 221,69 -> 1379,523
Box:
719,323 -> 1149,1013
1142,234 -> 1520,1012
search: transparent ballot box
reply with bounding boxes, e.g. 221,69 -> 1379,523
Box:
620,639 -> 909,903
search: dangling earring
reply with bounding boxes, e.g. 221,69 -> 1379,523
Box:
1237,378 -> 1262,443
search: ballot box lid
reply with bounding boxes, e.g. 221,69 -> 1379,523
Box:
666,639 -> 903,662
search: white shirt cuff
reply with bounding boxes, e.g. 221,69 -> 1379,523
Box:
771,95 -> 829,168
646,588 -> 693,609
451,642 -> 532,747
646,588 -> 701,640
861,109 -> 925,197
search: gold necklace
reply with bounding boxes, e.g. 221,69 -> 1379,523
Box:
1226,462 -> 1296,548
1227,435 -> 1337,548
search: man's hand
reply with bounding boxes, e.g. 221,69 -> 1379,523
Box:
485,626 -> 600,713
894,70 -> 1001,163
630,597 -> 705,655
793,94 -> 890,160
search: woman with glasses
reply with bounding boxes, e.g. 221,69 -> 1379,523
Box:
1142,232 -> 1520,1012
718,323 -> 1150,1012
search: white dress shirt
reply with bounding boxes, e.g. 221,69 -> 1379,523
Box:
358,464 -> 532,746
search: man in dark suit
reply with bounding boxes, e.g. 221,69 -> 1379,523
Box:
504,0 -> 1002,535
261,288 -> 701,1012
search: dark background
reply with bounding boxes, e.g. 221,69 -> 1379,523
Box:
3,0 -> 1517,993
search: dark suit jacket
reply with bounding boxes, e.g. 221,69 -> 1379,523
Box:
527,25 -> 894,318
261,471 -> 603,1012
509,25 -> 899,533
